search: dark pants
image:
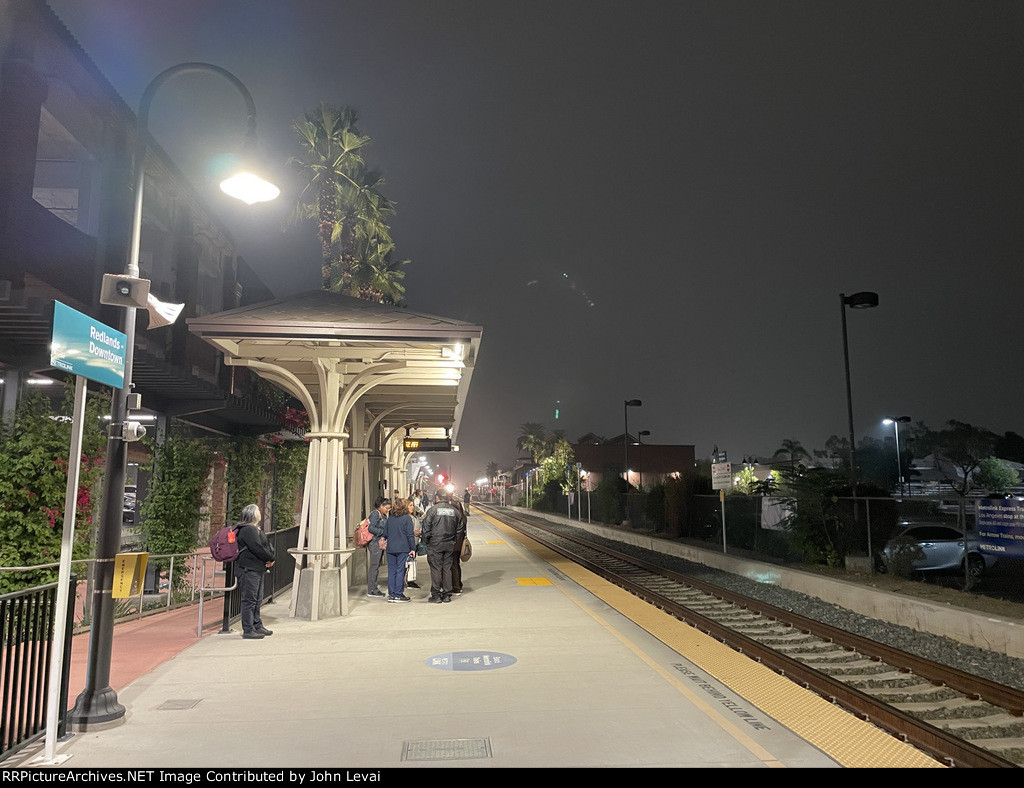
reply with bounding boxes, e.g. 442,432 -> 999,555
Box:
427,546 -> 455,597
451,537 -> 465,593
237,566 -> 265,634
366,539 -> 384,592
387,552 -> 408,597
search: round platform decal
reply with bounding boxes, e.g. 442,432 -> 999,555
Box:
426,651 -> 517,671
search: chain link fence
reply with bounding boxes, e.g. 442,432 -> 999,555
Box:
523,488 -> 1023,604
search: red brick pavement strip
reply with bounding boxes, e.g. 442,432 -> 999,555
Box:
66,598 -> 226,705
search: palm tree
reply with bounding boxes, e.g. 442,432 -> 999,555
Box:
288,104 -> 370,290
773,439 -> 811,468
289,104 -> 407,301
516,423 -> 547,463
485,461 -> 500,482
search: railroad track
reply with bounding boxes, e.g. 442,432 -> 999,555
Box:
480,505 -> 1024,768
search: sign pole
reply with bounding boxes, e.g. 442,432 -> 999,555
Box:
720,489 -> 728,555
36,375 -> 87,765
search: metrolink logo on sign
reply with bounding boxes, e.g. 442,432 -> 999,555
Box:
51,301 -> 126,388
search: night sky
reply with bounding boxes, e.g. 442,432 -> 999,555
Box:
46,1 -> 1024,487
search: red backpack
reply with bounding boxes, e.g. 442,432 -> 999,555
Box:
353,517 -> 372,547
210,524 -> 240,562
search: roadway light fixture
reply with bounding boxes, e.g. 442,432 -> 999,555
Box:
882,416 -> 912,497
71,63 -> 279,729
839,292 -> 878,488
623,399 -> 642,484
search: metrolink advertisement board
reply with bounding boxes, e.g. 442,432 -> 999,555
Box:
976,499 -> 1024,559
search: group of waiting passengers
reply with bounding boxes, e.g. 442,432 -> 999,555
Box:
365,489 -> 468,603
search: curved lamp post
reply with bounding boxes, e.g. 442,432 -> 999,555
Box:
71,64 -> 278,727
883,416 -> 912,496
623,399 -> 642,483
839,292 -> 878,488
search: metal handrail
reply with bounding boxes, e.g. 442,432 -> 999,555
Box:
197,556 -> 237,638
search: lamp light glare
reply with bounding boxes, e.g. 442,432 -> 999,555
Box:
219,172 -> 280,204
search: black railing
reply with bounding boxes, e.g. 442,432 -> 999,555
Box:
0,575 -> 75,762
220,526 -> 299,630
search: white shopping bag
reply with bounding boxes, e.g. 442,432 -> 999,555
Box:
405,553 -> 417,582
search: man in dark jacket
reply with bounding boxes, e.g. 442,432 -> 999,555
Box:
235,504 -> 275,639
419,494 -> 466,603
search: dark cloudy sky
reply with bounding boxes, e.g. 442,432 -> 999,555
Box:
46,1 -> 1023,486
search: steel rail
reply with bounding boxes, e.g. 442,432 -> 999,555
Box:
487,507 -> 1019,768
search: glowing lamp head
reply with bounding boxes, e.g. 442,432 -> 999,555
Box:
219,171 -> 280,204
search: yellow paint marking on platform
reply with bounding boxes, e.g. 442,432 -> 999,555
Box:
478,511 -> 943,769
515,577 -> 553,586
485,540 -> 506,544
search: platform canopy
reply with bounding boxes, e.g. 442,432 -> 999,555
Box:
189,290 -> 482,619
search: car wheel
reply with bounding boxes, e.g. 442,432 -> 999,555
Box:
965,553 -> 986,580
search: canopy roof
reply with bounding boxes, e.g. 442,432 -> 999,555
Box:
188,290 -> 482,441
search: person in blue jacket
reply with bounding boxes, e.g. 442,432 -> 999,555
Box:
365,496 -> 391,598
383,497 -> 417,602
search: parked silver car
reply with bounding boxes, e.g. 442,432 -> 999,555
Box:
879,523 -> 997,579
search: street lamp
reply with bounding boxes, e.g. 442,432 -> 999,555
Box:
71,63 -> 278,728
883,416 -> 912,496
638,430 -> 650,490
839,292 -> 878,489
623,399 -> 642,484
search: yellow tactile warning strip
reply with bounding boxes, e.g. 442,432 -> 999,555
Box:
479,511 -> 944,769
516,577 -> 554,585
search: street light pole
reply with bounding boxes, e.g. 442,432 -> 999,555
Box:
638,430 -> 650,490
883,416 -> 911,496
70,64 -> 278,727
623,399 -> 641,484
839,292 -> 878,490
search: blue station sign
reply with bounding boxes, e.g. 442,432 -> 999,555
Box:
976,499 -> 1024,560
50,301 -> 126,389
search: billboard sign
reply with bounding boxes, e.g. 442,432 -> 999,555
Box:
976,499 -> 1024,559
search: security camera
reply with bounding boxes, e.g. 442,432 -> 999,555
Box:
110,421 -> 147,442
100,274 -> 151,309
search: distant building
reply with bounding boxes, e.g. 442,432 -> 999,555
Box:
572,433 -> 695,489
0,0 -> 291,547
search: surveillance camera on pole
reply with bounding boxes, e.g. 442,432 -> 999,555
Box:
109,421 -> 146,442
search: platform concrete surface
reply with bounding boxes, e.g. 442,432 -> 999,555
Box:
15,512 -> 848,769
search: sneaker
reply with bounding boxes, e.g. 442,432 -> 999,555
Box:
367,589 -> 385,598
242,631 -> 264,640
395,595 -> 412,602
256,627 -> 274,636
452,590 -> 462,596
386,596 -> 399,603
442,594 -> 452,603
429,595 -> 442,603
407,581 -> 421,589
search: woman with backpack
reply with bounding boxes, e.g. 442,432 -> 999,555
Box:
235,504 -> 275,640
365,496 -> 391,598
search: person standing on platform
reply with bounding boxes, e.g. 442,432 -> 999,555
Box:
365,496 -> 391,598
450,498 -> 468,596
420,493 -> 467,603
407,490 -> 425,589
463,490 -> 471,511
235,504 -> 275,639
383,497 -> 417,601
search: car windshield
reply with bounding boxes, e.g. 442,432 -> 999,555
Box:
901,525 -> 963,541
